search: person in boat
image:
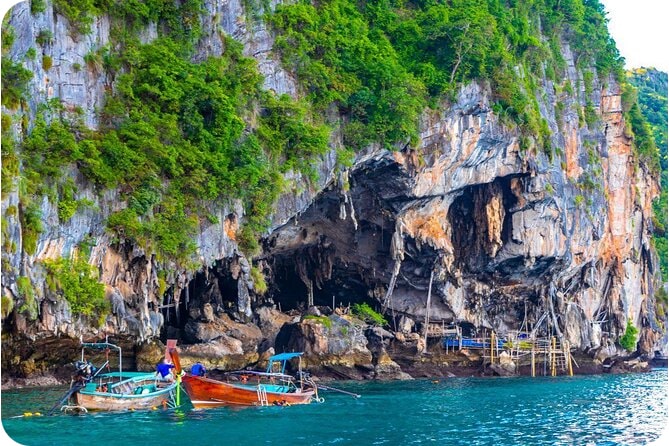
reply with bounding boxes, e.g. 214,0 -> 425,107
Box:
156,359 -> 175,382
190,362 -> 206,377
74,360 -> 97,383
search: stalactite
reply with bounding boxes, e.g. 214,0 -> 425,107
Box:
548,283 -> 563,340
338,170 -> 358,230
307,279 -> 314,307
383,222 -> 406,309
383,259 -> 401,310
346,191 -> 358,231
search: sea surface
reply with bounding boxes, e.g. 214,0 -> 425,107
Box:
2,370 -> 667,446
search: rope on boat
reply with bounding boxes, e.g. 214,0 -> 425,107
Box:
46,382 -> 85,416
315,384 -> 361,399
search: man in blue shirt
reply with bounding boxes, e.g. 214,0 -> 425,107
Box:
156,359 -> 175,382
191,362 -> 206,377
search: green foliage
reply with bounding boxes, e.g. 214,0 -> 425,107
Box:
628,68 -> 667,281
157,275 -> 167,298
21,112 -> 81,196
17,276 -> 38,320
2,218 -> 10,252
336,147 -> 355,169
20,200 -> 43,255
1,293 -> 14,319
628,69 -> 668,162
25,48 -> 37,60
271,0 -> 617,152
1,57 -> 32,109
351,302 -> 387,326
83,50 -> 103,72
23,26 -> 329,262
57,179 -> 78,221
78,234 -> 97,259
143,196 -> 198,260
303,314 -> 332,329
12,0 -> 633,267
237,225 -> 261,258
42,55 -> 53,71
270,0 -> 426,150
656,286 -> 668,305
31,0 -> 47,14
53,0 -> 98,35
574,194 -> 584,208
36,29 -> 54,46
619,319 -> 639,352
1,114 -> 19,196
626,101 -> 660,171
242,0 -> 271,22
43,257 -> 108,317
250,265 -> 268,294
570,0 -> 624,81
2,22 -> 15,54
257,93 -> 330,181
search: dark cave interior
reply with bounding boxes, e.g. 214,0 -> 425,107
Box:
448,175 -> 522,273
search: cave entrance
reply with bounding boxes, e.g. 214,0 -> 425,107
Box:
448,176 -> 521,272
270,256 -> 371,312
160,260 -> 242,342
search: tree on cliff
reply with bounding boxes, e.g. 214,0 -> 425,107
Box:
619,319 -> 639,352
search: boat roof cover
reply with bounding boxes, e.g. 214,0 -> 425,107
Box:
268,352 -> 303,362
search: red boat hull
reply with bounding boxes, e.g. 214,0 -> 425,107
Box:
181,375 -> 315,408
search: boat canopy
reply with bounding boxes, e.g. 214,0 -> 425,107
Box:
268,352 -> 303,362
266,352 -> 303,374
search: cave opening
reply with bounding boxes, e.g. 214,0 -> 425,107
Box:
160,261 -> 243,342
448,176 -> 522,272
270,255 -> 372,312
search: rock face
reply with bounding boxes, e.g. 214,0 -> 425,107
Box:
0,1 -> 664,381
267,78 -> 660,356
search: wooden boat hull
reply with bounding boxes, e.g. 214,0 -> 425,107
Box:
181,375 -> 315,408
74,388 -> 175,411
71,373 -> 178,411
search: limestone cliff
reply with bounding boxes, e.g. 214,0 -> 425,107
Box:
1,0 -> 663,381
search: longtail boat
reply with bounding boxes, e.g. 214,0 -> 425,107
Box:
54,339 -> 180,413
172,350 -> 320,408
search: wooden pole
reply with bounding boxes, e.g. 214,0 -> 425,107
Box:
566,341 -> 573,376
490,331 -> 495,364
551,336 -> 557,377
531,342 -> 536,377
423,269 -> 434,353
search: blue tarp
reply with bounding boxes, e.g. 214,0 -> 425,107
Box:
443,338 -> 505,349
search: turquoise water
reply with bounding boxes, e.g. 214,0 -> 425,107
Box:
2,370 -> 667,446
